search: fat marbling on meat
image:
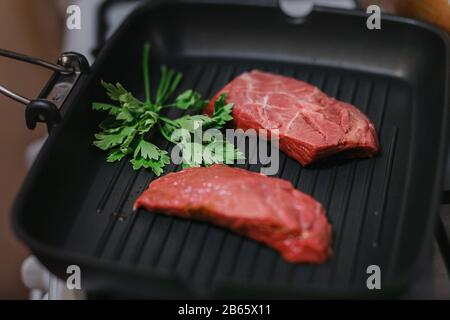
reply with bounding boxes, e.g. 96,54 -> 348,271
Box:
204,70 -> 379,166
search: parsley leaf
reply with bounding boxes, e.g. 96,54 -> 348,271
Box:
100,81 -> 128,101
131,151 -> 170,174
92,102 -> 121,116
172,89 -> 207,111
134,139 -> 160,160
130,139 -> 170,174
106,149 -> 127,162
93,126 -> 134,150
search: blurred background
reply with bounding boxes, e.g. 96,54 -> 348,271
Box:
0,0 -> 449,299
0,0 -> 63,299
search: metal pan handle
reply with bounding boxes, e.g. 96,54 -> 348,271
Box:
0,49 -> 90,133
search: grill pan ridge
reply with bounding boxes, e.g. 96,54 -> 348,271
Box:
12,0 -> 449,298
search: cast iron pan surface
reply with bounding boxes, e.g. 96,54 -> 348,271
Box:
12,0 -> 449,298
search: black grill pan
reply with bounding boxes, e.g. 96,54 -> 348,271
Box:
12,0 -> 449,298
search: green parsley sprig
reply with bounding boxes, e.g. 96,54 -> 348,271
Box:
159,94 -> 244,168
92,43 -> 243,175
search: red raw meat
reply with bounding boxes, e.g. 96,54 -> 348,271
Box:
134,165 -> 332,263
205,70 -> 379,166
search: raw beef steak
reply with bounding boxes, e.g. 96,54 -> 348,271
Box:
204,70 -> 379,166
134,165 -> 332,263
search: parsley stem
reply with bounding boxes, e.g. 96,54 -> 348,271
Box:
143,42 -> 151,104
159,123 -> 175,143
